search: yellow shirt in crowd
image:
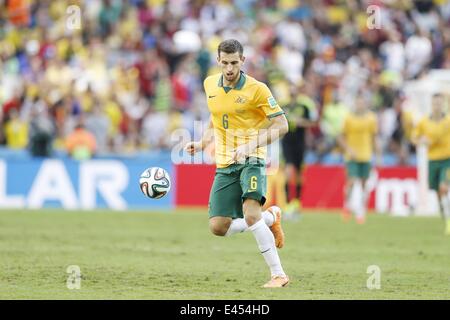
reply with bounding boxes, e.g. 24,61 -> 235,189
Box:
4,119 -> 28,149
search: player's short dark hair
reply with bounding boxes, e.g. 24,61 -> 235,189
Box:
218,39 -> 243,57
432,93 -> 444,99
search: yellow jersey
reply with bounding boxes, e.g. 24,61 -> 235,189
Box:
204,72 -> 285,168
341,111 -> 377,162
412,115 -> 450,160
4,119 -> 28,149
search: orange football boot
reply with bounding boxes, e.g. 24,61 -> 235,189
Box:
356,216 -> 366,224
341,207 -> 352,223
262,275 -> 290,288
267,206 -> 285,249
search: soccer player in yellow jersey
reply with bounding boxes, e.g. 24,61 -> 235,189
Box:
412,93 -> 450,235
184,39 -> 290,288
338,95 -> 380,224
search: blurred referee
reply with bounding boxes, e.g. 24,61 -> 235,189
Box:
282,82 -> 318,219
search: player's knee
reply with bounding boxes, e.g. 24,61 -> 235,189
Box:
209,219 -> 229,236
439,184 -> 448,197
243,199 -> 262,227
209,223 -> 227,236
361,179 -> 368,189
245,215 -> 260,227
287,175 -> 297,185
285,165 -> 297,179
347,179 -> 356,188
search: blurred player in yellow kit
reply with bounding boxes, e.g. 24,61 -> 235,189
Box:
338,95 -> 381,224
185,39 -> 290,287
412,93 -> 450,235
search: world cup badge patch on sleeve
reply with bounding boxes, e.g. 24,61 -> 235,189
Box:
268,96 -> 277,109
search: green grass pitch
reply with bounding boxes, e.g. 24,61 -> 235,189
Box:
0,209 -> 449,299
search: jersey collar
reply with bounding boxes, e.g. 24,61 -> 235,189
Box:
218,71 -> 246,93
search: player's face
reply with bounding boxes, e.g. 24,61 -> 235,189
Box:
355,97 -> 367,113
217,51 -> 245,84
431,95 -> 444,115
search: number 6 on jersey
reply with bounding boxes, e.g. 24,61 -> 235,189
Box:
222,114 -> 229,129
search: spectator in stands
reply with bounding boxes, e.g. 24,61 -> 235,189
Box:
0,0 -> 449,167
28,104 -> 55,158
65,122 -> 97,161
85,102 -> 110,155
4,109 -> 28,149
405,28 -> 433,79
317,93 -> 349,162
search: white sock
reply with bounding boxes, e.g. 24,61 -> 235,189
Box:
441,195 -> 450,220
262,210 -> 275,227
225,211 -> 275,236
225,218 -> 248,236
345,185 -> 354,212
359,189 -> 368,217
362,189 -> 369,206
248,219 -> 285,277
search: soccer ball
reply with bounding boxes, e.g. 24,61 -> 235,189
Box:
139,167 -> 171,199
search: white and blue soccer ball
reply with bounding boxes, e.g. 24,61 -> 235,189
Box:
139,167 -> 171,199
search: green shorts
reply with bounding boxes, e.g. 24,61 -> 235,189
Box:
208,157 -> 267,219
346,161 -> 371,180
428,158 -> 450,191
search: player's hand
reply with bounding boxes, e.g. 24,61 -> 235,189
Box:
232,143 -> 256,163
347,148 -> 357,160
296,118 -> 306,127
418,136 -> 429,146
375,154 -> 383,167
184,141 -> 203,155
296,118 -> 313,127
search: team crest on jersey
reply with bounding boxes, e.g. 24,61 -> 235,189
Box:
268,96 -> 277,108
235,96 -> 247,104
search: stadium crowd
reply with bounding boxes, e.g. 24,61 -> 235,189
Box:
1,0 -> 450,162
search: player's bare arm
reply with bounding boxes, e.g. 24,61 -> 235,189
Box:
337,133 -> 356,160
373,135 -> 383,166
411,126 -> 430,147
295,117 -> 318,128
232,113 -> 289,162
184,117 -> 214,155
